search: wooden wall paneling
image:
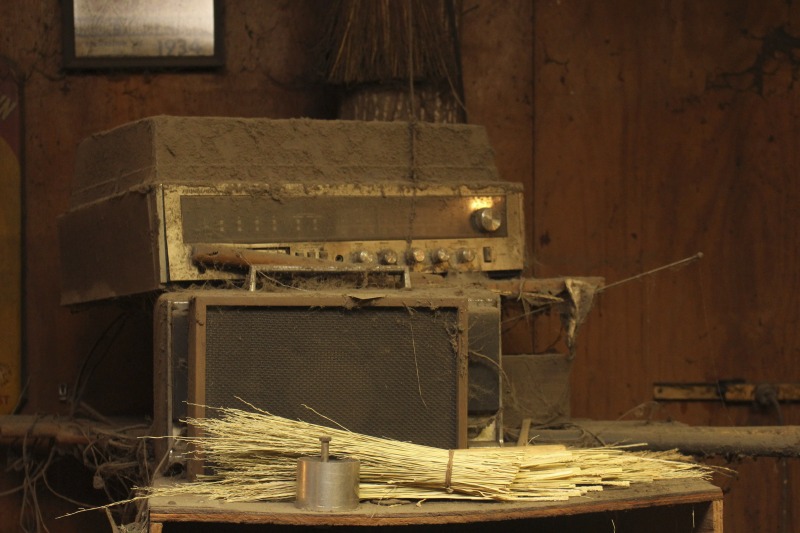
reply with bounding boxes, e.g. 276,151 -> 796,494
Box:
461,0 -> 534,204
533,1 -> 800,531
533,1 -> 647,416
0,57 -> 22,416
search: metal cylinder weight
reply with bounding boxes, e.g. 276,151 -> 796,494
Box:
295,436 -> 360,511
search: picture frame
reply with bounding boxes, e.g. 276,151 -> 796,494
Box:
62,0 -> 224,70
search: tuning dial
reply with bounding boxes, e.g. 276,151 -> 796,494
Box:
473,207 -> 502,233
353,250 -> 375,263
379,249 -> 398,265
406,248 -> 427,264
432,248 -> 450,264
457,248 -> 476,263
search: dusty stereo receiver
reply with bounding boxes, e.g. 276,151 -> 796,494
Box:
153,288 -> 502,471
59,117 -> 526,305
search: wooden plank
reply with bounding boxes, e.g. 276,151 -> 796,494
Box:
148,522 -> 163,533
695,499 -> 723,533
654,382 -> 800,402
530,420 -> 800,457
0,415 -> 149,446
149,479 -> 721,527
0,57 -> 21,415
517,418 -> 532,446
481,277 -> 605,298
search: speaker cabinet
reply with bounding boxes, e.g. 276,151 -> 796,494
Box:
154,289 -> 502,472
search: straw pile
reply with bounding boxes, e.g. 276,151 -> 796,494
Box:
145,403 -> 712,504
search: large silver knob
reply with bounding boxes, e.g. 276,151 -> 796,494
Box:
473,207 -> 502,232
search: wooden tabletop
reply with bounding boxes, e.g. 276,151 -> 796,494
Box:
149,478 -> 721,527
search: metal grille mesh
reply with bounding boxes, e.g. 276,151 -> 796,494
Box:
203,305 -> 461,449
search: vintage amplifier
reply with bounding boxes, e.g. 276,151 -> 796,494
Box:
153,287 -> 502,472
58,117 -> 526,305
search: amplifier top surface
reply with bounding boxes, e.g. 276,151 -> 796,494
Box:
70,116 -> 502,207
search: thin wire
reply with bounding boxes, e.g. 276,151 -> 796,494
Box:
598,252 -> 704,293
500,301 -> 557,325
0,413 -> 150,530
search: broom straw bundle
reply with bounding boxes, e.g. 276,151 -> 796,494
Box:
183,404 -> 523,498
319,0 -> 461,86
144,403 -> 712,504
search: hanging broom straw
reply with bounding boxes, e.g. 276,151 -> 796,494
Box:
316,0 -> 467,122
140,403 -> 713,504
319,0 -> 461,87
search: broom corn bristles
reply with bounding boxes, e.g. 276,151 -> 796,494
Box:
141,404 -> 714,504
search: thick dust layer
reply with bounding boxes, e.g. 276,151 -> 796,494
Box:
70,116 -> 501,206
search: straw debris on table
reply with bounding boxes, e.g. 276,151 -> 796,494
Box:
142,403 -> 713,504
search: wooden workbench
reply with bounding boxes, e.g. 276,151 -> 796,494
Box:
148,478 -> 722,532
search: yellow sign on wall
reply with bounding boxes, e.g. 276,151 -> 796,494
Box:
0,58 -> 21,414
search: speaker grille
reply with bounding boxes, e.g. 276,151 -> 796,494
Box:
200,302 -> 462,449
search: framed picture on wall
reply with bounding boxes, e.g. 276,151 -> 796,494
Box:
62,0 -> 224,69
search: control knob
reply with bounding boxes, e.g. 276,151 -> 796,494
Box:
473,207 -> 502,233
406,248 -> 427,264
379,249 -> 398,265
353,250 -> 375,263
432,248 -> 450,264
457,248 -> 477,263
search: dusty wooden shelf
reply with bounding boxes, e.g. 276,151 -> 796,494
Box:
148,478 -> 722,531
